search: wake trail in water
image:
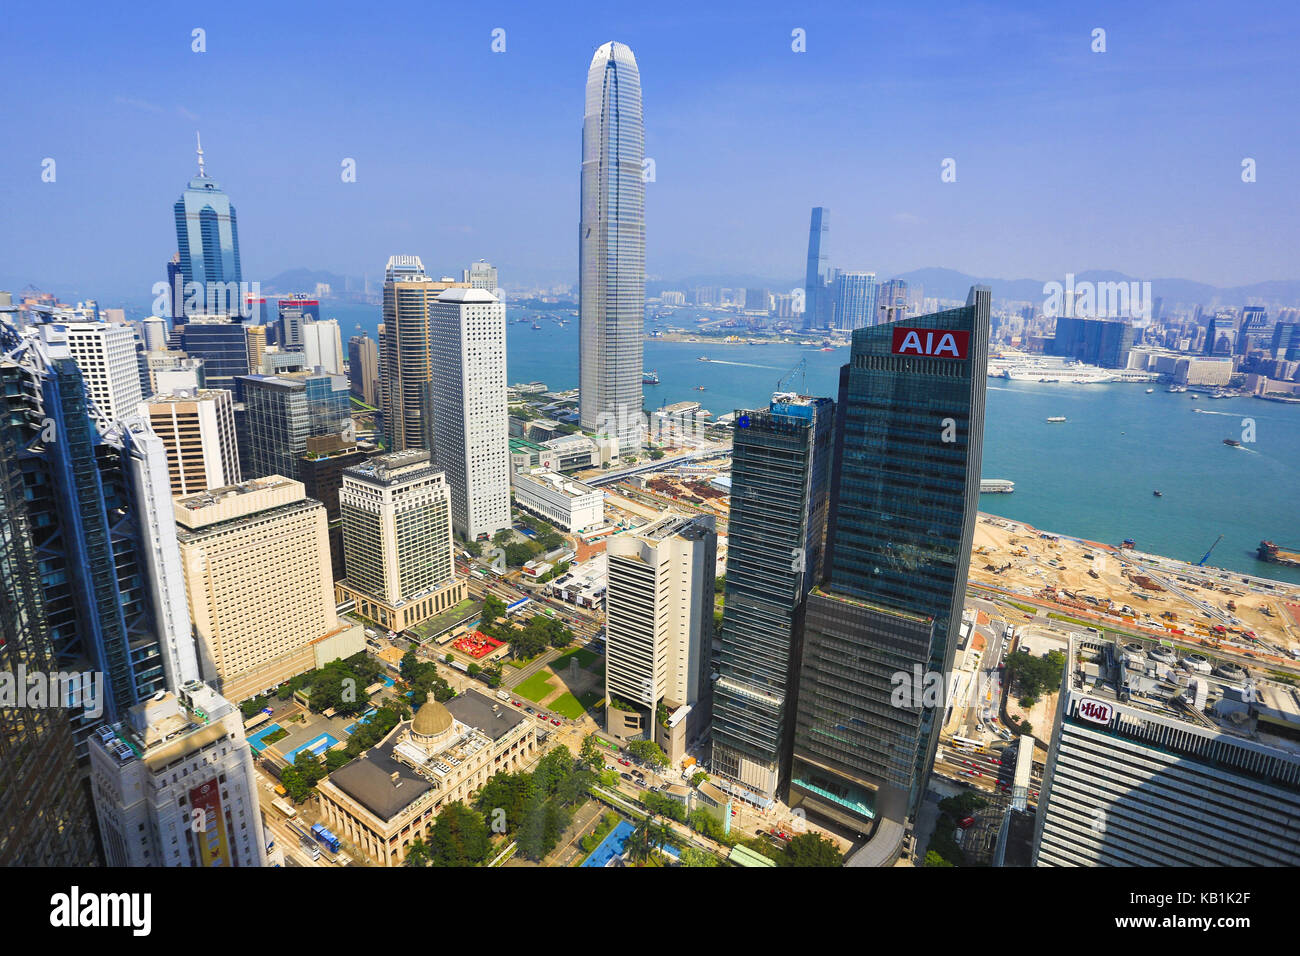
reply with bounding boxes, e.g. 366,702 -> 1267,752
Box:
701,360 -> 780,369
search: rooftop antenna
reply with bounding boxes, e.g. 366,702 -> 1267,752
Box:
196,131 -> 207,178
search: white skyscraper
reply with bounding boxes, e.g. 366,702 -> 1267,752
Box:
462,259 -> 499,292
429,288 -> 511,541
303,318 -> 344,373
43,321 -> 143,422
90,682 -> 268,867
604,512 -> 716,762
580,41 -> 645,454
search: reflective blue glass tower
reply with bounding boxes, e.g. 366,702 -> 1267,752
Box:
788,286 -> 990,860
174,135 -> 242,317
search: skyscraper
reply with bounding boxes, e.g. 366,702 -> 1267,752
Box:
604,513 -> 716,763
832,272 -> 878,330
877,278 -> 910,325
803,207 -> 831,330
142,388 -> 242,496
180,315 -> 250,391
0,401 -> 98,865
379,256 -> 468,452
174,476 -> 358,703
54,321 -> 143,422
348,332 -> 379,406
1032,633 -> 1300,866
174,135 -> 242,317
580,41 -> 645,455
238,370 -> 352,481
303,318 -> 344,374
788,286 -> 989,861
711,395 -> 835,805
429,288 -> 511,541
335,450 -> 467,634
463,259 -> 499,291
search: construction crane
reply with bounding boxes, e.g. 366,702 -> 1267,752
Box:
776,357 -> 807,396
1197,534 -> 1224,566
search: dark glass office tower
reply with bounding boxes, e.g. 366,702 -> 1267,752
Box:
0,403 -> 99,866
802,207 -> 831,330
239,371 -> 352,481
711,395 -> 834,806
1047,316 -> 1134,368
788,286 -> 989,861
180,316 -> 250,391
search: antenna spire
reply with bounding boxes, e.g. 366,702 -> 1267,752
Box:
196,131 -> 206,178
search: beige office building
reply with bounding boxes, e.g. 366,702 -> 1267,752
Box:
379,255 -> 469,452
174,476 -> 362,702
142,388 -> 241,496
335,449 -> 467,633
245,324 -> 268,376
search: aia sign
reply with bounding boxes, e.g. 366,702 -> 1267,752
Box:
891,327 -> 969,359
1077,697 -> 1114,726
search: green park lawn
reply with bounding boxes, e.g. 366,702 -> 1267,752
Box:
514,672 -> 556,703
549,692 -> 586,720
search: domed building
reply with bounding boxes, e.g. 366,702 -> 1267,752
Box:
315,690 -> 539,866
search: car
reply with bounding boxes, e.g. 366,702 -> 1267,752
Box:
620,772 -> 632,780
525,707 -> 535,715
511,699 -> 522,707
958,817 -> 976,830
262,707 -> 274,715
619,758 -> 631,766
551,718 -> 561,726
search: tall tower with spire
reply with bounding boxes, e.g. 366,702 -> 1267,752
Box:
173,134 -> 242,318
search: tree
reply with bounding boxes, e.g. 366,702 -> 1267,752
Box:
428,802 -> 492,867
467,663 -> 482,678
481,594 -> 506,622
714,575 -> 725,594
923,850 -> 955,867
782,832 -> 843,867
678,846 -> 721,867
649,448 -> 665,460
492,528 -> 514,548
463,539 -> 483,558
404,836 -> 431,867
580,733 -> 605,770
627,739 -> 669,770
444,653 -> 454,664
690,771 -> 709,787
482,663 -> 503,688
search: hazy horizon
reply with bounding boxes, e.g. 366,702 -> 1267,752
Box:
4,2 -> 1298,301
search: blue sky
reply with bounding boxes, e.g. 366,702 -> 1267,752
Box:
2,0 -> 1297,302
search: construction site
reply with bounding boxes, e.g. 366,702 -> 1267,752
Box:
969,514 -> 1300,667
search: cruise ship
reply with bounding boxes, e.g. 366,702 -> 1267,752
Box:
988,353 -> 1116,384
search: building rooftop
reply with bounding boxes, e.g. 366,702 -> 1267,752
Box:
445,691 -> 528,742
513,469 -> 601,499
344,448 -> 440,485
437,287 -> 499,304
1067,633 -> 1300,757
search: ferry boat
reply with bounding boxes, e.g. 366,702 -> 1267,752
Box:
1223,438 -> 1242,447
1167,385 -> 1187,393
1046,416 -> 1066,423
980,479 -> 1015,494
698,356 -> 710,362
642,370 -> 660,385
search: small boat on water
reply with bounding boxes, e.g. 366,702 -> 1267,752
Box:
1153,490 -> 1163,497
1146,388 -> 1155,394
698,356 -> 710,362
1190,394 -> 1199,400
1224,438 -> 1242,447
693,385 -> 707,391
1046,416 -> 1066,423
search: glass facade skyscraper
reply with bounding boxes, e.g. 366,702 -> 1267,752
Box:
173,136 -> 242,317
788,286 -> 990,860
711,396 -> 835,805
239,371 -> 352,481
803,207 -> 831,330
180,316 -> 250,392
579,41 -> 645,454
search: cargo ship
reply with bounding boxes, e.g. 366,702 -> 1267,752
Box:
1258,541 -> 1300,568
642,370 -> 660,385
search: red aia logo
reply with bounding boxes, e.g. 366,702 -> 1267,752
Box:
891,327 -> 969,359
1077,697 -> 1114,725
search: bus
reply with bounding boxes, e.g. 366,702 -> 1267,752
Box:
950,735 -> 986,752
271,797 -> 296,818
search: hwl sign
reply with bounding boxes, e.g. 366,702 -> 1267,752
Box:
1077,697 -> 1114,725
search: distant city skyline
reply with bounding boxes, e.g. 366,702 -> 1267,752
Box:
4,4 -> 1299,300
